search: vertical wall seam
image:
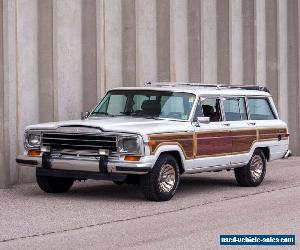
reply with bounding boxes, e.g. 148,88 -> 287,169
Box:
15,0 -> 20,182
52,0 -> 58,121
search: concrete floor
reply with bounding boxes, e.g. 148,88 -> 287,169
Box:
0,157 -> 299,250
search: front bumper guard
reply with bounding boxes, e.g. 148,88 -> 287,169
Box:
16,155 -> 152,175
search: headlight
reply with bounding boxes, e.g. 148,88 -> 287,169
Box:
117,135 -> 143,155
25,131 -> 41,149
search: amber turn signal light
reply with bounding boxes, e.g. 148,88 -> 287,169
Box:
147,140 -> 157,146
27,149 -> 41,157
124,155 -> 141,161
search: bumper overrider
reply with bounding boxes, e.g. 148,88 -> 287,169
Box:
16,154 -> 153,180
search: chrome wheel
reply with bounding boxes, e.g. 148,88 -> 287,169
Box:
250,155 -> 263,181
158,164 -> 176,193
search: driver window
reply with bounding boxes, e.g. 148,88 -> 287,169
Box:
194,97 -> 222,122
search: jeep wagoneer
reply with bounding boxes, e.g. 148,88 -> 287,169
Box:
16,83 -> 290,201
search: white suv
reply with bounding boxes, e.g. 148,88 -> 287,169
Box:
16,83 -> 290,201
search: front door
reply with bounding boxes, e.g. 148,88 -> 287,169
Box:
189,97 -> 231,170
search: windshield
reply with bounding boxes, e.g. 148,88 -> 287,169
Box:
90,90 -> 196,121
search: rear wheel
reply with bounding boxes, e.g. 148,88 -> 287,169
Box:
234,149 -> 266,187
36,171 -> 74,193
140,154 -> 180,201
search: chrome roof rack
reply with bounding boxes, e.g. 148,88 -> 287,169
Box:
144,82 -> 270,93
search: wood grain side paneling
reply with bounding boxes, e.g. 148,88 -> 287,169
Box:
196,131 -> 232,157
149,133 -> 194,159
148,127 -> 288,160
259,128 -> 288,141
232,129 -> 257,153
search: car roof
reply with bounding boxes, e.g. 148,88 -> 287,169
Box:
111,82 -> 271,97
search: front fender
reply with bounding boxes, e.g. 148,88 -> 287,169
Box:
150,144 -> 187,171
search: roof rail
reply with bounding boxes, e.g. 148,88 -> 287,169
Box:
144,82 -> 270,93
225,85 -> 270,93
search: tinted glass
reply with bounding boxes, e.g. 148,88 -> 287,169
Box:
248,98 -> 276,120
223,98 -> 247,121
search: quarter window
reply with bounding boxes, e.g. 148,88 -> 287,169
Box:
223,98 -> 247,121
248,98 -> 276,120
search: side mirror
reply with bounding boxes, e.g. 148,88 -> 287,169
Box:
81,111 -> 90,120
196,117 -> 210,126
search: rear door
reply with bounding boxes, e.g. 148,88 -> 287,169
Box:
222,97 -> 256,165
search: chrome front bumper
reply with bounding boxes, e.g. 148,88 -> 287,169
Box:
16,155 -> 153,175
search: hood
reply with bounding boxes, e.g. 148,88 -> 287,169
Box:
26,116 -> 194,135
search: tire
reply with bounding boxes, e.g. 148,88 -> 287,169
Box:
36,173 -> 74,193
140,154 -> 180,201
234,149 -> 266,187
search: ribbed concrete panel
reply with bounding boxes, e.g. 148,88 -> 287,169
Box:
242,0 -> 255,84
136,0 -> 157,84
170,0 -> 189,81
201,0 -> 217,83
229,0 -> 243,84
2,0 -> 18,185
217,0 -> 230,83
82,0 -> 98,110
38,0 -> 54,123
122,0 -> 136,86
53,0 -> 83,120
255,0 -> 266,86
265,0 -> 279,105
0,0 -> 6,188
287,0 -> 299,154
96,0 -> 105,98
277,0 -> 288,122
188,0 -> 201,82
104,0 -> 122,89
157,0 -> 170,82
16,0 -> 39,183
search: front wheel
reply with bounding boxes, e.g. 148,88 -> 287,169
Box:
36,172 -> 74,193
140,154 -> 180,201
234,149 -> 266,187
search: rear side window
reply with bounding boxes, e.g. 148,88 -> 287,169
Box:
248,98 -> 276,120
223,98 -> 247,121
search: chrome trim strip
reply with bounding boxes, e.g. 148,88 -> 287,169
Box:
184,161 -> 247,174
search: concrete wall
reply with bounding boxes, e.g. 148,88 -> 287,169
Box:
0,0 -> 299,187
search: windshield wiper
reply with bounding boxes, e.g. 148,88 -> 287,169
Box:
90,111 -> 115,117
122,112 -> 161,120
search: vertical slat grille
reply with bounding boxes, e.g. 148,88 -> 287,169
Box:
42,132 -> 117,152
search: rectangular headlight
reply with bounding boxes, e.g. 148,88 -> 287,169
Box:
24,130 -> 41,149
117,135 -> 143,155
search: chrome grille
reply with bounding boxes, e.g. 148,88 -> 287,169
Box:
42,132 -> 117,152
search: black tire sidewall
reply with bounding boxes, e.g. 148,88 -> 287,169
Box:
36,171 -> 74,193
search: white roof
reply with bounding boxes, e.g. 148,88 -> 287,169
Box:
111,82 -> 271,97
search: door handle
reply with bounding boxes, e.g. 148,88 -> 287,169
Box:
222,123 -> 231,126
247,122 -> 256,126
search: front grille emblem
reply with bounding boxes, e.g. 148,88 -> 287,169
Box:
56,126 -> 101,134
